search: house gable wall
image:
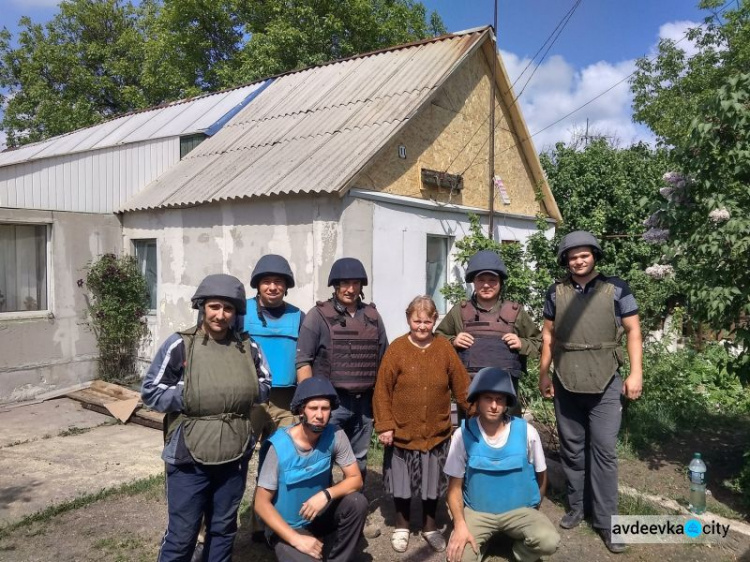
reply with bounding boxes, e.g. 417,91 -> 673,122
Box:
353,48 -> 544,218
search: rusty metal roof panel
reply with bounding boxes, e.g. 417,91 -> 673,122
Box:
119,30 -> 488,212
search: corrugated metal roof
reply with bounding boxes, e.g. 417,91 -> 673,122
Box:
119,29 -> 487,212
0,82 -> 269,168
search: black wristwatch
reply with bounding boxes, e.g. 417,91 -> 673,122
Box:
322,489 -> 332,502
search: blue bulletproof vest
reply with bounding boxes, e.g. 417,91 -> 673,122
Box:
462,417 -> 540,514
267,424 -> 336,529
244,297 -> 301,387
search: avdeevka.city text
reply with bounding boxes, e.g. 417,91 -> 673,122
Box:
611,516 -> 731,543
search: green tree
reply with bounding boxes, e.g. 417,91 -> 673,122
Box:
0,0 -> 158,146
229,0 -> 445,82
536,140 -> 677,328
648,73 -> 750,378
0,0 -> 445,146
631,0 -> 750,146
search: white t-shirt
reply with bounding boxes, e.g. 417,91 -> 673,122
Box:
443,419 -> 547,479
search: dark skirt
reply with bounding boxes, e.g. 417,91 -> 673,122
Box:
383,439 -> 450,501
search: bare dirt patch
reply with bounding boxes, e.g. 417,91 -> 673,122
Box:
2,460 -> 748,562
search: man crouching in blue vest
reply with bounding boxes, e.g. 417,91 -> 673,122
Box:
445,367 -> 560,562
254,377 -> 368,561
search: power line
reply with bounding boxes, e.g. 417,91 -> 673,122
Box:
510,0 -> 583,104
510,0 -> 583,90
506,0 -> 737,152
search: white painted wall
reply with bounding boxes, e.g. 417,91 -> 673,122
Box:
0,138 -> 178,214
368,196 -> 543,341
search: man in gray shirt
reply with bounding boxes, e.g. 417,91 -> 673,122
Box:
255,378 -> 367,561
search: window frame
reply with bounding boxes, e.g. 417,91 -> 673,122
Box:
0,220 -> 52,320
425,234 -> 453,316
131,238 -> 158,315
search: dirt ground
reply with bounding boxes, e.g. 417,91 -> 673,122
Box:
1,457 -> 749,562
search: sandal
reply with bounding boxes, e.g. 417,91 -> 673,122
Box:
391,528 -> 410,553
422,530 -> 446,552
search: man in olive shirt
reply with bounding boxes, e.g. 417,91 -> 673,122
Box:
436,250 -> 540,415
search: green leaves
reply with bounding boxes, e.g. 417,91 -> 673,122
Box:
84,253 -> 150,382
0,0 -> 445,146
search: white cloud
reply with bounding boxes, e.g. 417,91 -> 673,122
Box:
500,50 -> 651,151
658,20 -> 701,58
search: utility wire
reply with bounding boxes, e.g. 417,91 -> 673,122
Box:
510,0 -> 583,89
502,0 -> 737,155
511,0 -> 583,104
438,0 -> 585,177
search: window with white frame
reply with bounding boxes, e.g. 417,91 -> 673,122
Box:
0,223 -> 48,313
426,235 -> 451,315
133,239 -> 157,312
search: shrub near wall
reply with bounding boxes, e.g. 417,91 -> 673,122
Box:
83,254 -> 150,382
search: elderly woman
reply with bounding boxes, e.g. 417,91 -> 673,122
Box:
141,274 -> 271,562
374,295 -> 471,554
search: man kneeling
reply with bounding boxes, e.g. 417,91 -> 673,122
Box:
254,377 -> 367,561
445,367 -> 560,562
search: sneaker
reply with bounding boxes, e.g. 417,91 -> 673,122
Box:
422,530 -> 446,552
559,509 -> 584,529
597,528 -> 626,554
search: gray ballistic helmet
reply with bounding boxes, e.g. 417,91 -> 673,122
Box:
327,257 -> 368,287
557,230 -> 603,266
191,274 -> 247,315
290,377 -> 340,415
465,250 -> 509,282
250,254 -> 295,289
467,367 -> 517,407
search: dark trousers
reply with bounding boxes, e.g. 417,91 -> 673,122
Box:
330,389 -> 373,483
272,492 -> 368,562
158,455 -> 250,562
553,374 -> 622,530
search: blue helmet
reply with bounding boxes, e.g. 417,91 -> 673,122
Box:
327,257 -> 368,287
290,377 -> 340,415
250,254 -> 295,289
465,250 -> 508,282
467,367 -> 517,407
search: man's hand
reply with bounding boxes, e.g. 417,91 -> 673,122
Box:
453,332 -> 475,349
378,430 -> 394,446
502,333 -> 522,350
291,533 -> 323,559
622,374 -> 643,400
299,491 -> 329,521
446,522 -> 477,562
538,373 -> 554,398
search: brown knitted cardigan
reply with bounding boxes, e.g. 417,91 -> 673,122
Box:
373,333 -> 471,452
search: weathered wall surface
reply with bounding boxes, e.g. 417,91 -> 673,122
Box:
0,208 -> 122,403
367,194 -> 542,339
122,194 -> 375,360
354,48 -> 544,218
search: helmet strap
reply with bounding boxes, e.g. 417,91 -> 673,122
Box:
301,412 -> 327,434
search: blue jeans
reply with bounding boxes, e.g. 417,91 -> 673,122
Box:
330,388 -> 373,483
158,453 -> 251,562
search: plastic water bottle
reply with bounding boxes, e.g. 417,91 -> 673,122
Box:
688,453 -> 707,514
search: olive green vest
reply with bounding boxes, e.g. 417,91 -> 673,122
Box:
167,327 -> 259,465
553,281 -> 623,393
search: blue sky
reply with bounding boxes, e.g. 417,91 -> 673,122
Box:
0,0 -> 710,149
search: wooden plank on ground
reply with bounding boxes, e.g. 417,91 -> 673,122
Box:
66,381 -> 164,431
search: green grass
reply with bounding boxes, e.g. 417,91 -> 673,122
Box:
618,492 -> 667,516
0,474 -> 164,540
